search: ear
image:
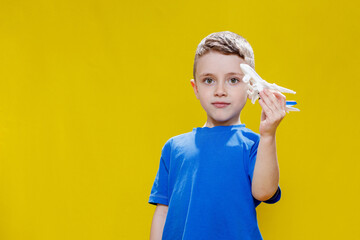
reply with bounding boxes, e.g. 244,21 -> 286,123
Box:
190,79 -> 199,99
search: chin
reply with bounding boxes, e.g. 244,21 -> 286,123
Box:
209,115 -> 234,123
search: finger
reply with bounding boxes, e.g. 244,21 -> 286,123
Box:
272,91 -> 287,111
268,91 -> 287,119
261,90 -> 286,122
258,97 -> 273,119
263,89 -> 283,113
260,90 -> 278,113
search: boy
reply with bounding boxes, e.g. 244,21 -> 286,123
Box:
148,31 -> 286,240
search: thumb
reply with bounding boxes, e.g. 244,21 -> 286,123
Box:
261,109 -> 266,121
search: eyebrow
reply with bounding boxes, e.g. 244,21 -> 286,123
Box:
199,72 -> 244,77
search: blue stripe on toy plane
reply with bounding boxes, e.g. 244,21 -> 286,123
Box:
286,101 -> 297,106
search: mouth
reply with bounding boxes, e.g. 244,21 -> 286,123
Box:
212,102 -> 230,108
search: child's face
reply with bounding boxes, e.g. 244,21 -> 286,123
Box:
191,50 -> 249,126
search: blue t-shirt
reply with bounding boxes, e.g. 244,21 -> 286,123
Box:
148,124 -> 281,240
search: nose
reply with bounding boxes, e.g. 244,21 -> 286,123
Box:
214,82 -> 227,97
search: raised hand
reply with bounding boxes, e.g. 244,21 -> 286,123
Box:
258,89 -> 286,137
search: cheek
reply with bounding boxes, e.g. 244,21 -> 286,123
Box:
233,84 -> 248,93
199,94 -> 214,106
199,93 -> 211,103
233,86 -> 248,102
197,88 -> 211,97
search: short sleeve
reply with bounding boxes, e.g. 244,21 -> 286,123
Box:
148,139 -> 172,206
263,186 -> 281,204
248,135 -> 281,206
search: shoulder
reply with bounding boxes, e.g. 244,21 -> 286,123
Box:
238,127 -> 260,147
240,127 -> 260,139
161,130 -> 195,152
167,130 -> 195,145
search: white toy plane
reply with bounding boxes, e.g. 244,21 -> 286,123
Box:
240,63 -> 300,112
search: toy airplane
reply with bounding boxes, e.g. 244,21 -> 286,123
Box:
239,63 -> 300,112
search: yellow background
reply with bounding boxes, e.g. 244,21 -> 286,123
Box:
0,0 -> 359,239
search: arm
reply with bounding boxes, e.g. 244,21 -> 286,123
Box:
251,89 -> 286,201
252,134 -> 279,201
150,204 -> 168,240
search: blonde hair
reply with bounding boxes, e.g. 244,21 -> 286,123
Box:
193,31 -> 255,80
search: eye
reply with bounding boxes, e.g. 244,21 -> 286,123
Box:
229,78 -> 240,84
203,78 -> 214,84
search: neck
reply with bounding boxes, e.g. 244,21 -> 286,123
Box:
203,119 -> 242,128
